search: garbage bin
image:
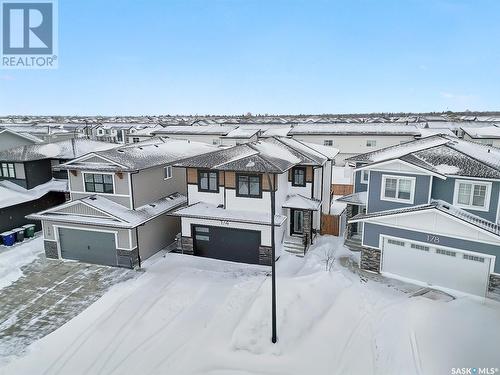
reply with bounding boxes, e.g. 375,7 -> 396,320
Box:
1,231 -> 16,246
13,228 -> 25,242
22,224 -> 36,238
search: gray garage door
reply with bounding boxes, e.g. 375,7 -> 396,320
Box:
59,228 -> 117,266
193,225 -> 260,264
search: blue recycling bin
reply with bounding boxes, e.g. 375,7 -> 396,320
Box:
1,231 -> 16,246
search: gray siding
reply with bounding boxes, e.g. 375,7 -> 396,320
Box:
432,178 -> 499,223
0,132 -> 36,152
363,222 -> 500,273
138,213 -> 180,260
132,166 -> 187,208
367,171 -> 430,213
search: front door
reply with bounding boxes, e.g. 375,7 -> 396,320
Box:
291,209 -> 304,235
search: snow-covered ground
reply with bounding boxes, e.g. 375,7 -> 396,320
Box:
2,237 -> 499,375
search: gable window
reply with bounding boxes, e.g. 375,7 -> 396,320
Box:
84,173 -> 114,194
0,163 -> 15,178
454,180 -> 491,211
198,170 -> 219,192
236,174 -> 262,197
360,170 -> 369,184
164,166 -> 173,180
366,140 -> 377,147
291,167 -> 306,187
381,175 -> 415,203
324,140 -> 333,147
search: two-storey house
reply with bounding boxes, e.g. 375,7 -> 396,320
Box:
28,138 -> 216,268
0,139 -> 114,234
171,137 -> 338,266
340,135 -> 500,297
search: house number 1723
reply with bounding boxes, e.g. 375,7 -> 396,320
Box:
426,235 -> 440,243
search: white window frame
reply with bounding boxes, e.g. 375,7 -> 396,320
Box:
323,139 -> 333,147
164,166 -> 173,180
453,179 -> 491,212
360,170 -> 369,184
366,140 -> 377,147
380,174 -> 416,204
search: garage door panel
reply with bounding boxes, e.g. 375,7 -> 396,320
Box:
193,225 -> 260,264
59,228 -> 117,266
382,237 -> 491,296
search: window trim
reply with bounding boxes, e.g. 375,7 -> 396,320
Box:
291,166 -> 307,187
366,140 -> 377,147
236,173 -> 262,198
360,170 -> 369,184
0,162 -> 16,178
453,179 -> 491,212
323,139 -> 333,147
197,170 -> 219,193
380,174 -> 416,204
164,166 -> 173,180
83,172 -> 115,194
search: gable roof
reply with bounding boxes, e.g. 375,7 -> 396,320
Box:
59,138 -> 218,172
0,128 -> 44,144
462,125 -> 500,139
288,123 -> 420,136
152,125 -> 237,136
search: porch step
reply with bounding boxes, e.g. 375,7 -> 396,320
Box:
344,238 -> 364,252
283,240 -> 305,257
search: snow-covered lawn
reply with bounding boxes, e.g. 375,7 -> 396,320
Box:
2,236 -> 500,375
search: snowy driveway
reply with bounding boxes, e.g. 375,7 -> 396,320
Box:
0,238 -> 134,363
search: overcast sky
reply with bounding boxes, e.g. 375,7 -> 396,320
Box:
1,0 -> 499,115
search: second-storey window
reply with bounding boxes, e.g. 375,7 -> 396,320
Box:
0,163 -> 15,178
237,174 -> 262,197
360,170 -> 369,184
366,140 -> 377,147
454,180 -> 490,210
324,140 -> 333,147
381,175 -> 414,203
198,170 -> 218,192
132,137 -> 140,143
84,173 -> 114,194
164,166 -> 173,179
292,167 -> 306,187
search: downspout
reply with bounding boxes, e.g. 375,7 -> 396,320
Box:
129,170 -> 141,268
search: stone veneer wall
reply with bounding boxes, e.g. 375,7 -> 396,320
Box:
489,274 -> 500,296
44,240 -> 58,259
180,236 -> 194,255
303,211 -> 312,248
360,247 -> 381,273
259,245 -> 272,266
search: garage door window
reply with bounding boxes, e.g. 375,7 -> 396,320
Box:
463,254 -> 485,263
84,173 -> 114,194
411,243 -> 429,252
436,249 -> 456,257
387,239 -> 405,246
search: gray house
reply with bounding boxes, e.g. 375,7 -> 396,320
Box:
340,135 -> 500,297
0,127 -> 42,152
28,138 -> 217,268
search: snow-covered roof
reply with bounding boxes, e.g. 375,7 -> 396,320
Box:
350,200 -> 500,236
282,194 -> 321,211
28,192 -> 186,228
462,125 -> 500,139
152,125 -> 237,136
0,128 -> 44,144
330,195 -> 348,215
260,127 -> 292,138
170,202 -> 287,226
336,191 -> 367,206
59,138 -> 218,172
332,166 -> 353,185
347,135 -> 500,179
288,123 -> 420,136
0,139 -> 116,162
0,179 -> 68,209
174,137 -> 335,173
222,127 -> 259,139
416,128 -> 456,138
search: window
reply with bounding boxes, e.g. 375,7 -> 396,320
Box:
236,174 -> 262,197
0,163 -> 15,178
454,180 -> 490,211
360,170 -> 369,184
292,167 -> 306,187
410,243 -> 430,252
436,249 -> 456,257
463,254 -> 485,263
387,239 -> 405,247
84,173 -> 114,194
132,137 -> 140,143
164,166 -> 173,179
212,139 -> 219,145
366,140 -> 377,147
198,170 -> 219,192
324,140 -> 333,147
381,175 -> 415,203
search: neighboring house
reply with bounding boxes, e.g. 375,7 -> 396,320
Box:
462,125 -> 500,147
340,135 -> 500,297
152,125 -> 237,146
0,139 -> 115,233
28,138 -> 217,268
220,127 -> 259,146
171,137 -> 338,265
126,125 -> 163,144
287,123 -> 421,164
0,127 -> 43,152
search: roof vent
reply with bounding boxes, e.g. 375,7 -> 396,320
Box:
89,196 -> 97,200
442,204 -> 450,210
217,204 -> 224,209
149,203 -> 156,207
117,149 -> 125,153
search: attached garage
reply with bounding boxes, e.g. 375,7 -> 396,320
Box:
59,228 -> 118,267
381,236 -> 493,296
192,225 -> 261,264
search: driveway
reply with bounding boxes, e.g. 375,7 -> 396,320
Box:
0,252 -> 134,362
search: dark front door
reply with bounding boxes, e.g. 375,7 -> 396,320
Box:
290,209 -> 304,235
59,228 -> 117,266
192,225 -> 260,264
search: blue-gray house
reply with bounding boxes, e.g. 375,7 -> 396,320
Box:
340,135 -> 500,297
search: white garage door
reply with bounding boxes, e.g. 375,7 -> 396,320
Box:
381,237 -> 492,296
